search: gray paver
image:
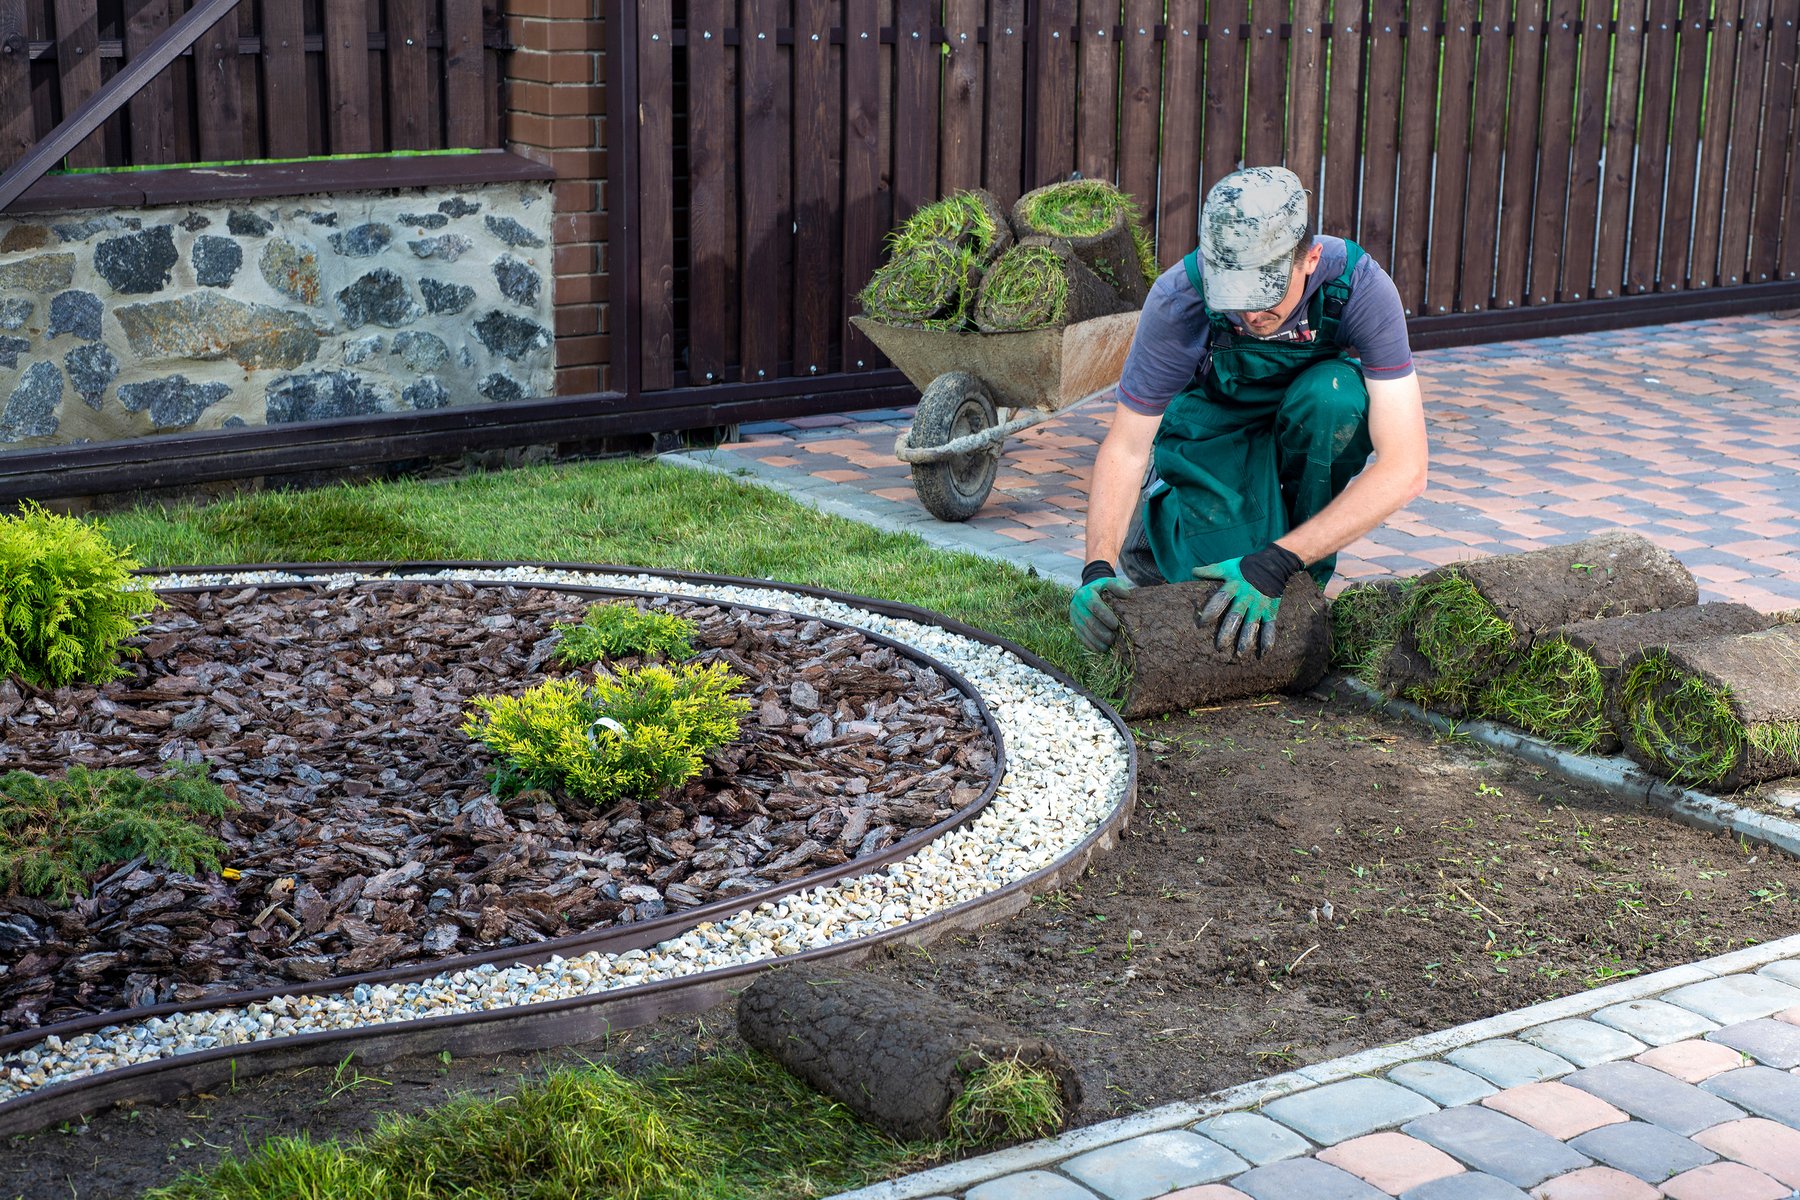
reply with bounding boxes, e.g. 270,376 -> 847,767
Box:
1259,1077 -> 1438,1144
1567,1120 -> 1718,1182
1231,1156 -> 1389,1200
1561,1060 -> 1746,1135
1443,1039 -> 1576,1088
965,1172 -> 1101,1200
1707,1018 -> 1800,1068
1192,1111 -> 1311,1164
1058,1131 -> 1246,1200
1401,1106 -> 1591,1188
1388,1061 -> 1499,1107
1589,999 -> 1723,1046
1700,1064 -> 1800,1126
1660,975 -> 1800,1025
1756,959 -> 1800,992
1519,1019 -> 1648,1067
1398,1174 -> 1532,1200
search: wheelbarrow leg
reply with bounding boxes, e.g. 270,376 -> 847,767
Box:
907,372 -> 1001,522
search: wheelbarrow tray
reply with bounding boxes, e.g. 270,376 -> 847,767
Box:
850,311 -> 1140,413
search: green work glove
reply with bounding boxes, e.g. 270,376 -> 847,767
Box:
1071,560 -> 1136,653
1193,544 -> 1306,658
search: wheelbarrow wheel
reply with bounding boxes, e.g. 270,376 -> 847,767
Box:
909,372 -> 1000,522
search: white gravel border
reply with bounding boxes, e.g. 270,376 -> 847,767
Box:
0,567 -> 1131,1105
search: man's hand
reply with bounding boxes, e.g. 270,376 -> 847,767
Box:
1071,561 -> 1136,653
1192,544 -> 1305,658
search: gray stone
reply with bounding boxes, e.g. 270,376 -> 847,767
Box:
1568,1120 -> 1716,1183
1519,1021 -> 1648,1069
458,343 -> 475,369
1755,960 -> 1800,990
1401,1106 -> 1590,1188
409,233 -> 475,262
493,255 -> 541,309
64,345 -> 119,410
0,336 -> 29,370
1700,1063 -> 1800,1125
179,213 -> 211,232
438,197 -> 481,217
0,298 -> 32,330
403,377 -> 449,410
0,224 -> 51,252
479,373 -> 524,403
221,416 -> 247,428
474,311 -> 551,361
1444,1040 -> 1576,1088
260,240 -> 322,305
1707,1018 -> 1800,1068
392,331 -> 450,372
94,225 -> 179,294
47,290 -> 102,341
1059,1131 -> 1246,1200
1230,1157 -> 1387,1200
0,361 -> 61,441
1662,975 -> 1800,1026
117,295 -> 322,370
484,214 -> 544,247
1387,1061 -> 1499,1107
193,236 -> 244,287
398,212 -> 449,230
0,253 -> 76,294
1591,1000 -> 1722,1046
228,210 -> 273,237
337,269 -> 422,330
1397,1175 -> 1531,1200
330,222 -> 394,258
1260,1078 -> 1438,1145
420,278 -> 475,315
302,210 -> 339,227
964,1172 -> 1100,1200
1193,1111 -> 1311,1165
343,336 -> 385,366
52,216 -> 128,242
266,371 -> 393,423
1561,1061 -> 1744,1135
117,375 -> 232,430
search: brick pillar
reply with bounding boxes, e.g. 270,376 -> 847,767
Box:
503,0 -> 608,395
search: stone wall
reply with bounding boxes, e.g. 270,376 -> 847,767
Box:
0,180 -> 555,448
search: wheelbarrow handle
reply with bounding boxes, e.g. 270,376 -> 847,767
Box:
894,407 -> 1052,464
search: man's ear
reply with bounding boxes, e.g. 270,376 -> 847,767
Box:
1301,241 -> 1325,276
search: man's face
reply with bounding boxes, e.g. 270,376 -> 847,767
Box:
1234,243 -> 1324,338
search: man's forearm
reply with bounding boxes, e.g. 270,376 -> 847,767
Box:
1084,436 -> 1149,565
1275,456 -> 1425,566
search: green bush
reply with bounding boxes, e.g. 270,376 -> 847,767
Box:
464,662 -> 750,806
0,501 -> 162,687
554,602 -> 697,666
0,763 -> 235,905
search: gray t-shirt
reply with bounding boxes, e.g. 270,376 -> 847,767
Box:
1117,236 -> 1414,416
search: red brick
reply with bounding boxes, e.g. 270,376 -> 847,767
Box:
552,242 -> 597,275
1482,1082 -> 1629,1140
504,48 -> 594,85
553,180 -> 598,212
554,212 -> 607,242
1634,1040 -> 1749,1084
556,365 -> 603,394
554,274 -> 605,305
554,304 -> 599,337
557,334 -> 608,366
1316,1131 -> 1464,1194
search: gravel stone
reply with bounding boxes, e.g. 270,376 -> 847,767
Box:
474,311 -> 551,360
409,234 -> 474,262
259,240 -> 322,305
117,375 -> 232,429
484,215 -> 544,247
227,210 -> 273,237
392,330 -> 450,372
330,223 -> 394,258
398,213 -> 449,230
94,226 -> 179,294
0,361 -> 62,441
0,253 -> 76,294
266,371 -> 393,423
420,278 -> 475,315
479,372 -> 525,402
0,336 -> 29,370
64,344 -> 120,410
402,377 -> 449,410
493,255 -> 541,308
47,290 -> 102,340
438,197 -> 481,217
193,236 -> 244,287
337,269 -> 422,329
0,298 -> 34,330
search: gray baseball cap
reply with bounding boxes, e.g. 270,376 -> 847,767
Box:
1199,167 -> 1311,311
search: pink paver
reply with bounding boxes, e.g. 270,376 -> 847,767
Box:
1482,1081 -> 1630,1140
1659,1161 -> 1792,1200
1694,1117 -> 1800,1187
1155,1187 -> 1254,1200
1527,1165 -> 1662,1199
1633,1039 -> 1750,1083
1317,1131 -> 1464,1193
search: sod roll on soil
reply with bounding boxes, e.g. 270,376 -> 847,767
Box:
1108,576 -> 1331,720
1618,623 -> 1800,791
1378,532 -> 1699,715
737,964 -> 1081,1141
1012,180 -> 1155,305
1330,577 -> 1415,676
973,236 -> 1130,333
1480,603 -> 1775,755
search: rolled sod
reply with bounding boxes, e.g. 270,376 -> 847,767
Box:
1012,180 -> 1153,305
891,188 -> 1015,265
1377,532 -> 1698,715
973,235 -> 1131,333
1479,603 -> 1774,755
737,964 -> 1081,1141
858,238 -> 982,329
1108,575 -> 1332,719
1330,577 -> 1416,677
1618,623 -> 1800,791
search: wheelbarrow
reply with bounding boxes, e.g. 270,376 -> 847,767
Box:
849,311 -> 1141,522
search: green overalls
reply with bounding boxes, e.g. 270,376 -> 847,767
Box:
1136,242 -> 1375,589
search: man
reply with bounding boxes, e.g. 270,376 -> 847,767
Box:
1070,166 -> 1429,658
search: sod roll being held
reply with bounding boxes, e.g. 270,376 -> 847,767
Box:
1378,532 -> 1698,715
892,188 -> 1015,265
1480,603 -> 1774,756
973,236 -> 1131,333
1108,575 -> 1331,719
1618,624 -> 1800,791
1012,180 -> 1155,305
859,238 -> 982,329
738,964 -> 1081,1142
1330,577 -> 1415,677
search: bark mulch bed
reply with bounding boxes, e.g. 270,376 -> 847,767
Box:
0,582 -> 994,1035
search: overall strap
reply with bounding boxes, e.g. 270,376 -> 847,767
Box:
1315,239 -> 1365,343
1184,250 -> 1238,339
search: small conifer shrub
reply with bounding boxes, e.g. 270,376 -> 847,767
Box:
553,602 -> 697,666
0,501 -> 162,687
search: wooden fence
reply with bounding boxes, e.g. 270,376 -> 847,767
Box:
620,0 -> 1800,398
0,0 -> 505,173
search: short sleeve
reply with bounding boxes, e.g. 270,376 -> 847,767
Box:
1339,255 -> 1415,381
1116,262 -> 1213,415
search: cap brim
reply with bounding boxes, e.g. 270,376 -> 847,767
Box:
1201,258 -> 1292,312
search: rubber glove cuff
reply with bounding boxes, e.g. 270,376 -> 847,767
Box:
1082,559 -> 1117,586
1239,543 -> 1306,598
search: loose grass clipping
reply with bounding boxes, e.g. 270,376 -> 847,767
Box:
858,238 -> 982,330
890,188 -> 1015,265
1012,179 -> 1156,304
1107,576 -> 1332,719
737,964 -> 1080,1143
1479,603 -> 1774,755
974,235 -> 1132,333
1377,532 -> 1698,715
1330,577 -> 1416,678
1618,623 -> 1800,791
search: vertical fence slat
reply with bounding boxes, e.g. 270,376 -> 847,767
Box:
686,0 -> 734,384
1320,0 -> 1365,237
1687,0 -> 1742,288
1658,0 -> 1710,286
196,6 -> 246,161
51,0 -> 104,167
940,0 -> 984,192
637,4 -> 675,392
1492,0 -> 1544,308
1036,0 -> 1078,184
1627,0 -> 1679,293
1561,0 -> 1615,301
1425,0 -> 1476,316
1784,50 -> 1800,282
1750,0 -> 1798,281
792,0 -> 836,375
385,0 -> 431,149
1284,0 -> 1325,192
843,0 -> 883,366
1392,0 -> 1442,312
1203,0 -> 1249,189
324,0 -> 372,152
122,0 -> 175,166
893,0 -> 937,216
259,0 -> 308,158
1243,0 -> 1286,165
984,1 -> 1027,205
1077,0 -> 1119,183
1718,0 -> 1771,286
1118,0 -> 1162,214
1159,0 -> 1204,265
442,0 -> 486,148
738,0 -> 788,381
1592,0 -> 1646,299
0,0 -> 27,170
1527,0 -> 1580,304
1358,0 -> 1405,265
1456,0 -> 1509,310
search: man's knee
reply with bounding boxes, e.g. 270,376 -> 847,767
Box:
1279,359 -> 1370,462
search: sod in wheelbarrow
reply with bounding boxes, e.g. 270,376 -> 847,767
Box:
972,236 -> 1130,333
889,188 -> 1015,265
1012,179 -> 1158,301
858,239 -> 982,330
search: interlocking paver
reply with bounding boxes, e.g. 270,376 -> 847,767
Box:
1156,1187 -> 1255,1200
1757,961 -> 1800,991
1701,1064 -> 1800,1128
1633,1038 -> 1751,1083
1692,1117 -> 1800,1187
1589,1000 -> 1722,1047
1660,976 -> 1800,1026
1059,1131 -> 1247,1200
1317,1131 -> 1466,1194
1658,1161 -> 1793,1200
1708,1018 -> 1800,1068
1480,1082 -> 1628,1139
1390,1061 -> 1501,1107
1397,1175 -> 1531,1200
1260,1078 -> 1439,1144
1401,1106 -> 1592,1188
1229,1156 -> 1389,1200
1561,1060 -> 1746,1135
1445,1040 -> 1577,1089
1518,1021 -> 1647,1068
1525,1165 -> 1662,1199
1192,1112 -> 1311,1165
964,1172 -> 1102,1200
1566,1119 -> 1717,1182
